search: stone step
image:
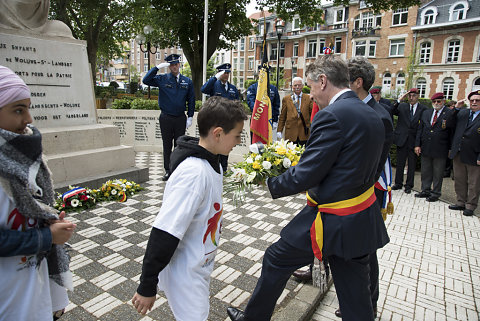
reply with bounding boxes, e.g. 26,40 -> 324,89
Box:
45,145 -> 136,185
40,124 -> 121,155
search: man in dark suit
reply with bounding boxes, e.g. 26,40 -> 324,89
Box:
414,92 -> 456,202
370,86 -> 392,113
227,55 -> 389,321
391,88 -> 427,193
448,90 -> 480,216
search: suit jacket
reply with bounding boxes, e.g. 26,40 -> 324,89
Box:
267,90 -> 389,260
367,97 -> 394,180
246,83 -> 280,122
379,98 -> 393,116
450,109 -> 480,165
415,107 -> 456,159
201,77 -> 239,100
277,93 -> 313,142
392,101 -> 427,148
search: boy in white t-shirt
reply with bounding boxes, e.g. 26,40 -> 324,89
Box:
0,65 -> 76,320
132,96 -> 247,320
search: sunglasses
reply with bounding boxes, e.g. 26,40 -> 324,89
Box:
432,100 -> 443,103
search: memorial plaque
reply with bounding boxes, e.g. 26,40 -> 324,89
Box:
0,29 -> 96,128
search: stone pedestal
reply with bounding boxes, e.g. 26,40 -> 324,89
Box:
0,28 -> 148,190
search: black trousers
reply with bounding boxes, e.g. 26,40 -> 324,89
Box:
420,155 -> 447,197
395,144 -> 417,189
159,113 -> 186,171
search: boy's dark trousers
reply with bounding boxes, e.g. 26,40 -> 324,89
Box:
159,112 -> 186,172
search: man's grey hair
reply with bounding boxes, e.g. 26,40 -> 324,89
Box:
292,76 -> 304,84
305,55 -> 349,88
347,57 -> 376,92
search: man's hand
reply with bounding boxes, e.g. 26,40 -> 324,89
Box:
414,147 -> 421,156
456,99 -> 467,108
132,292 -> 156,315
156,62 -> 170,69
186,117 -> 193,129
272,122 -> 278,131
50,220 -> 76,245
276,132 -> 282,140
215,70 -> 225,79
398,91 -> 409,102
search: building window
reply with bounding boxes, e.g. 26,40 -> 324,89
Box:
240,57 -> 244,70
416,78 -> 427,98
249,37 -> 255,50
383,73 -> 391,92
335,37 -> 342,53
292,67 -> 298,79
319,38 -> 326,54
293,17 -> 301,31
389,39 -> 405,57
443,78 -> 454,100
233,58 -> 237,69
335,8 -> 345,23
279,43 -> 285,58
369,41 -> 377,57
144,52 -> 148,59
419,42 -> 431,64
354,12 -> 381,30
240,38 -> 245,51
422,8 -> 436,25
143,64 -> 148,72
270,43 -> 278,60
248,57 -> 254,70
396,72 -> 405,91
293,42 -> 299,57
450,2 -> 467,21
355,40 -> 376,57
362,12 -> 374,29
307,40 -> 317,58
446,39 -> 461,63
473,78 -> 480,92
239,78 -> 244,89
355,40 -> 366,56
392,8 -> 408,26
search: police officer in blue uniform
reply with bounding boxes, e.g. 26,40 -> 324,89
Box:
143,54 -> 195,181
246,66 -> 280,131
201,63 -> 239,171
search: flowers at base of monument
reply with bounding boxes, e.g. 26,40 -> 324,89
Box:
95,179 -> 143,202
224,139 -> 305,205
55,186 -> 96,213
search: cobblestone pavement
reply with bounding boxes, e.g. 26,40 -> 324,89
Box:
312,189 -> 480,321
61,152 -> 480,321
62,152 -> 312,321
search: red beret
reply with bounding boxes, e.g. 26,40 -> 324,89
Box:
468,90 -> 480,100
408,88 -> 419,94
369,88 -> 380,94
430,92 -> 444,100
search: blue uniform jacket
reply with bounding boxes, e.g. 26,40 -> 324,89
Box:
201,77 -> 239,100
246,83 -> 280,123
450,108 -> 480,165
267,90 -> 389,260
143,67 -> 195,117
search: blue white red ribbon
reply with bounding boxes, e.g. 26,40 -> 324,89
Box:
62,187 -> 87,202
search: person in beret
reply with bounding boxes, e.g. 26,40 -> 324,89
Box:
201,63 -> 240,172
143,53 -> 195,181
370,86 -> 392,113
448,90 -> 480,216
391,88 -> 427,194
414,92 -> 456,202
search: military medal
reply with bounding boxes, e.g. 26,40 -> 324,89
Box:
442,120 -> 446,129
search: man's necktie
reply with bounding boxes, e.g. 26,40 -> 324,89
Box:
410,105 -> 414,119
468,111 -> 474,125
294,96 -> 300,116
432,110 -> 438,126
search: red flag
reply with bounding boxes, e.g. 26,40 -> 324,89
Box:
251,35 -> 272,144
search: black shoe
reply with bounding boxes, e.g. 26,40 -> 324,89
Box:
162,171 -> 170,181
292,269 -> 312,281
391,184 -> 402,190
449,204 -> 465,211
463,209 -> 474,216
426,196 -> 439,202
227,307 -> 245,321
335,308 -> 377,318
415,191 -> 430,198
404,188 -> 411,194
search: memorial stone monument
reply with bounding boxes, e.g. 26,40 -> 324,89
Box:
0,1 -> 148,190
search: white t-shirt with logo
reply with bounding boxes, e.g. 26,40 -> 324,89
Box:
153,157 -> 223,321
0,185 -> 58,320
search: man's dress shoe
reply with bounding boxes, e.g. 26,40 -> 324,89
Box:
335,308 -> 377,318
292,269 -> 312,281
391,184 -> 402,190
463,209 -> 474,216
449,204 -> 465,211
227,307 -> 245,321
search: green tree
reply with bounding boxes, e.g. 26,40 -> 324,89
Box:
49,0 -> 149,85
182,55 -> 216,80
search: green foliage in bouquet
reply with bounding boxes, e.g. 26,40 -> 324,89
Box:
225,139 -> 305,205
54,186 -> 96,213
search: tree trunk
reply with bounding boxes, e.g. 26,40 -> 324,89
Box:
86,43 -> 98,86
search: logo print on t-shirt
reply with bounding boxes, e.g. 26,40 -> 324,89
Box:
203,202 -> 222,246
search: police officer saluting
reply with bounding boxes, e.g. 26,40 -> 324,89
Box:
201,63 -> 240,172
143,53 -> 195,181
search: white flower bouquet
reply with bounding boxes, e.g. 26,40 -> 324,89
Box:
224,139 -> 305,205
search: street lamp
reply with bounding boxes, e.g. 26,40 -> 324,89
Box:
290,57 -> 297,90
275,20 -> 284,90
136,25 -> 157,99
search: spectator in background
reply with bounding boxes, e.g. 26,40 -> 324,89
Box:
444,100 -> 457,177
277,77 -> 313,145
448,91 -> 480,216
370,86 -> 392,113
391,88 -> 427,194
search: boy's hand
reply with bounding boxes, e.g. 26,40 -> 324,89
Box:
50,221 -> 76,245
132,292 -> 155,315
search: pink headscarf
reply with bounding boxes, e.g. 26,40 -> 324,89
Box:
0,65 -> 31,108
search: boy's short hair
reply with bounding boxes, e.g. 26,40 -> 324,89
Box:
197,96 -> 247,137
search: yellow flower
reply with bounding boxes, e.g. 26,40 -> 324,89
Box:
275,146 -> 286,155
107,187 -> 111,191
292,161 -> 298,166
104,192 -> 109,197
274,158 -> 282,166
252,161 -> 261,170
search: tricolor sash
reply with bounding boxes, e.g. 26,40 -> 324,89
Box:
306,186 -> 376,260
374,155 -> 394,220
62,187 -> 87,202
